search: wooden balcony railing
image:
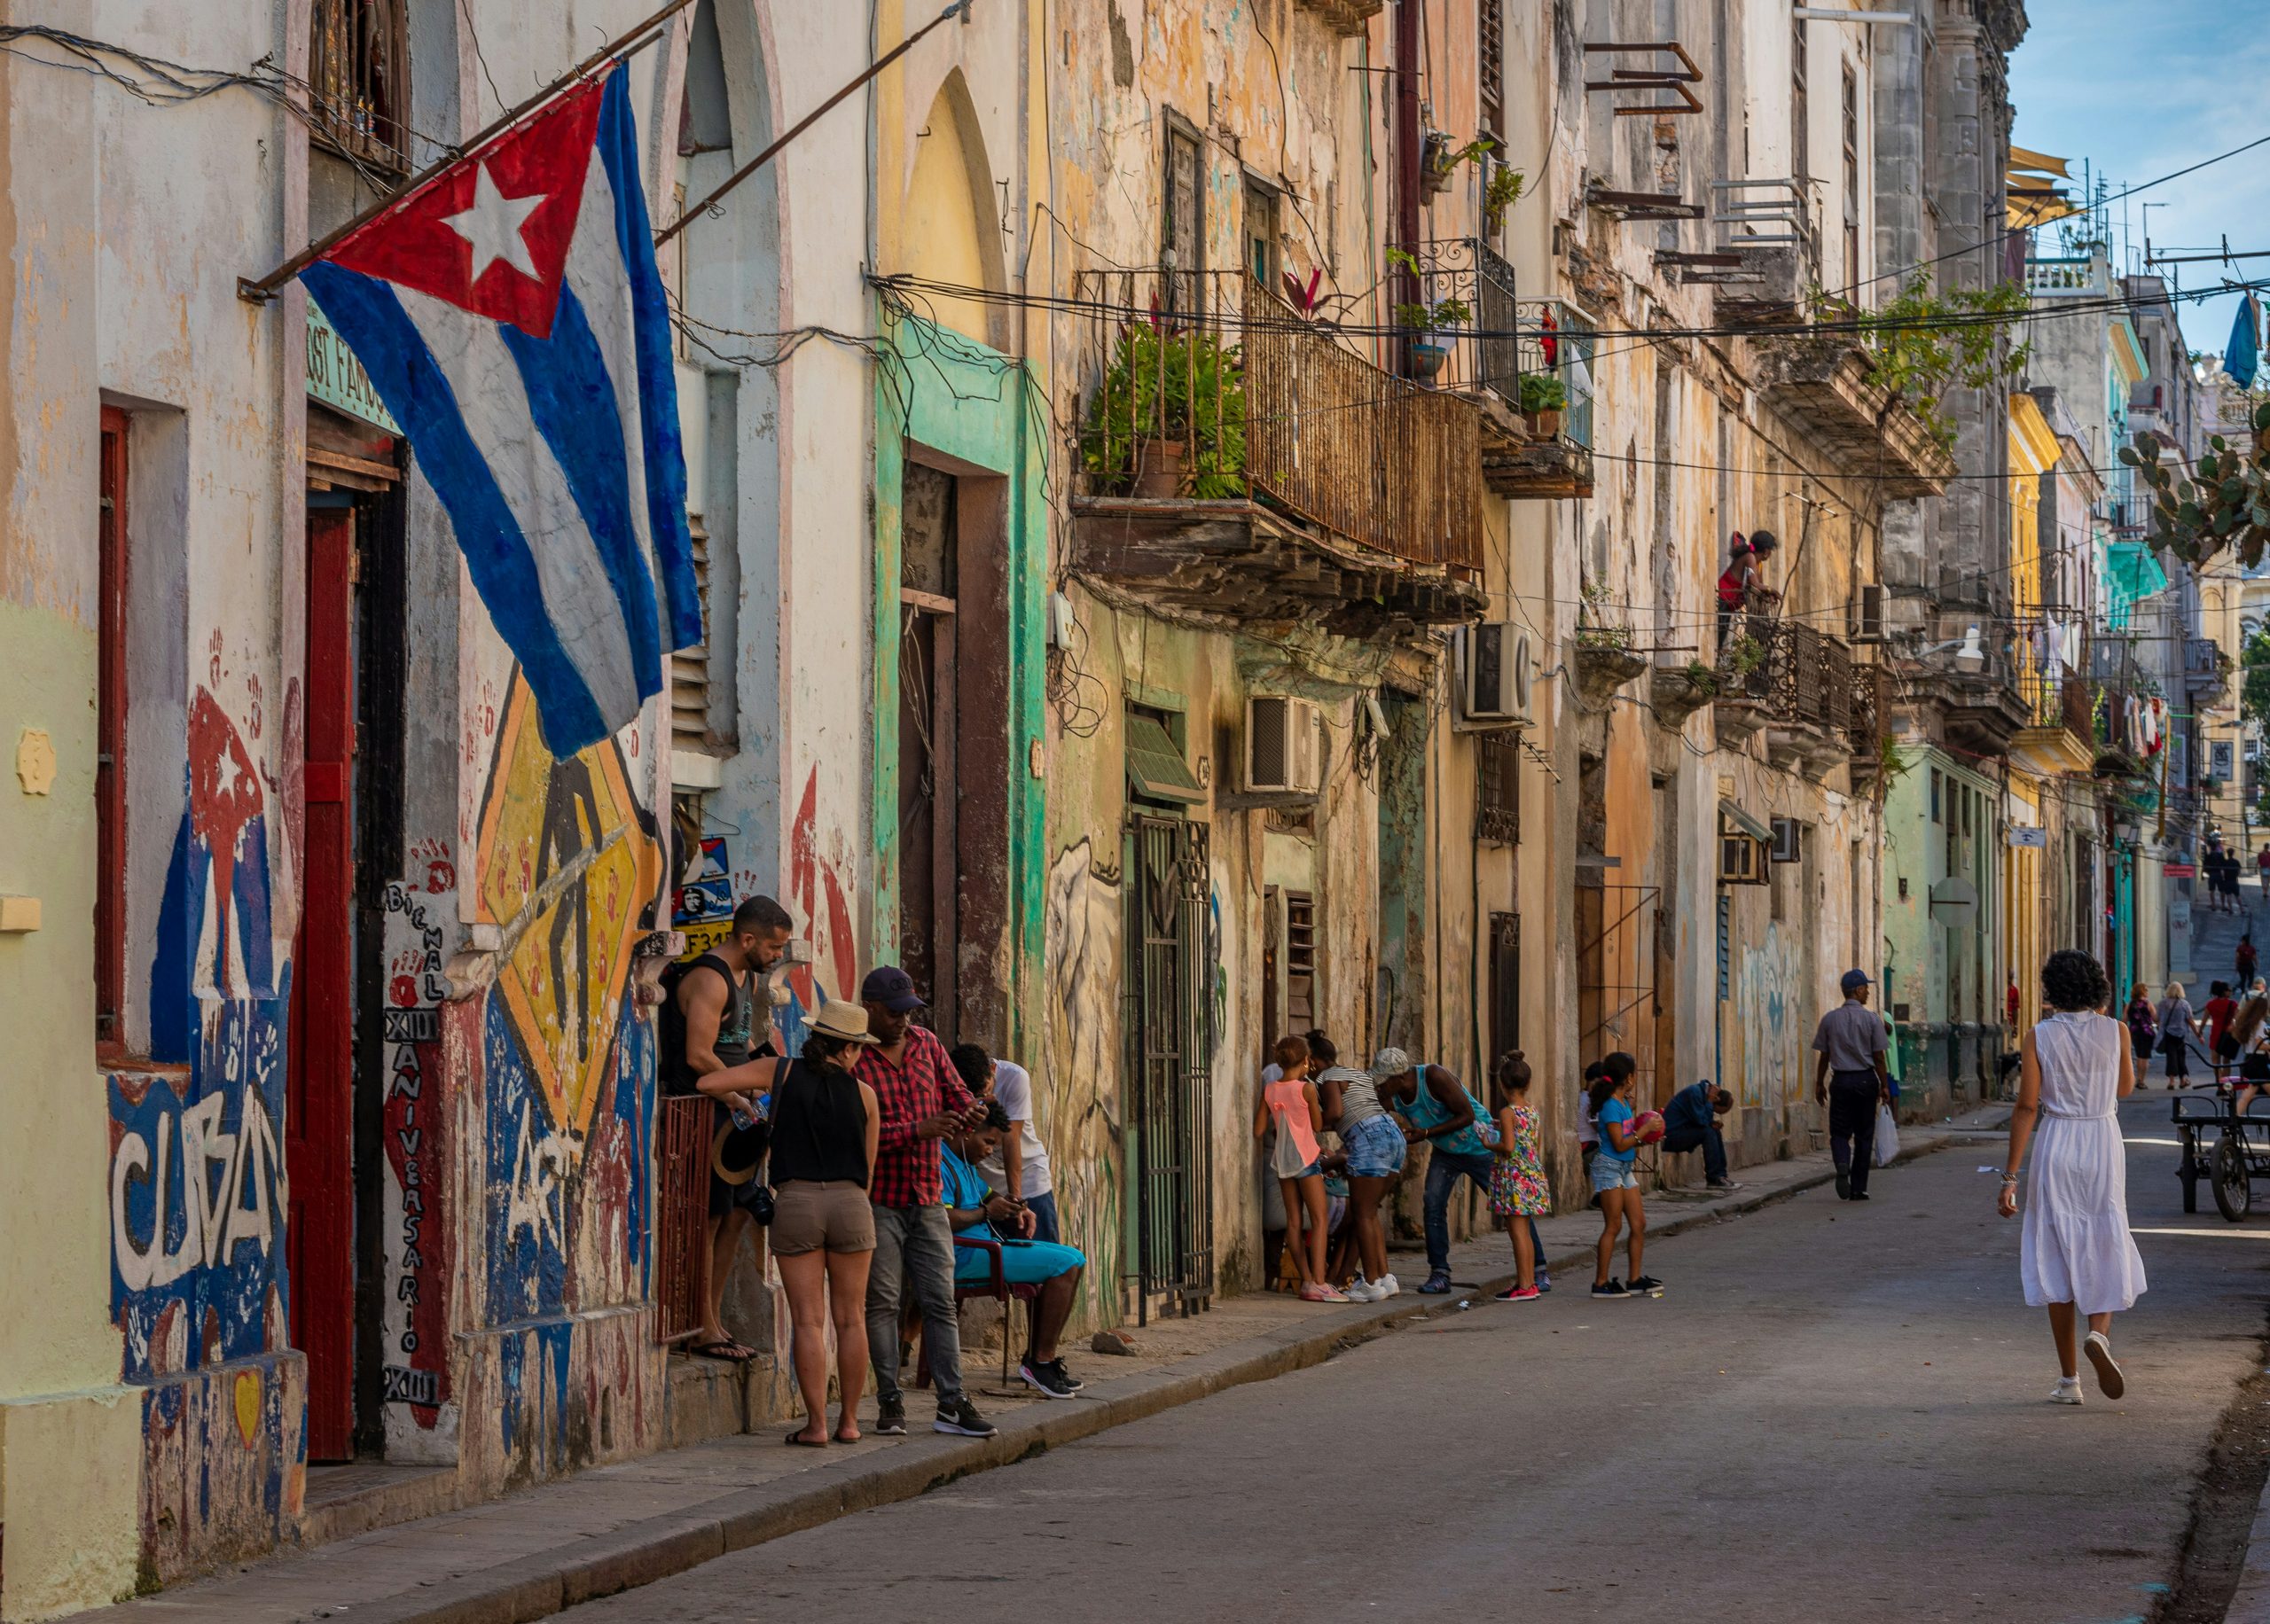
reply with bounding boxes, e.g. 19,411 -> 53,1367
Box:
309,0 -> 411,176
1076,269 -> 1483,574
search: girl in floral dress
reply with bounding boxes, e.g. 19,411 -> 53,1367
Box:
1490,1051 -> 1553,1302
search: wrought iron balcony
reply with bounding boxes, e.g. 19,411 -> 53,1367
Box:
1068,269 -> 1486,630
1714,616 -> 1862,778
1389,239 -> 1595,499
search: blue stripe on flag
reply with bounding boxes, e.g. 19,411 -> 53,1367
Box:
596,70 -> 702,652
498,283 -> 663,705
301,262 -> 610,753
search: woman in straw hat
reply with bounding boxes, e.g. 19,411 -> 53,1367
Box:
702,998 -> 881,1445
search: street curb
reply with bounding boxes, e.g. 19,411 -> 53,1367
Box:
2220,1459 -> 2270,1622
337,1133 -> 1956,1624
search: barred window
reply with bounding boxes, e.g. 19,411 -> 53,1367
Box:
1477,730 -> 1520,845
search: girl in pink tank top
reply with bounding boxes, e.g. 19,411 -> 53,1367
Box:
1253,1035 -> 1344,1301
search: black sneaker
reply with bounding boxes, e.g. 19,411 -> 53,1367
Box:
1850,1190 -> 1871,1201
874,1398 -> 906,1436
933,1398 -> 998,1438
1591,1278 -> 1632,1300
1045,1359 -> 1085,1391
1707,1177 -> 1743,1191
1418,1269 -> 1453,1294
1630,1275 -> 1665,1297
1835,1170 -> 1852,1199
1018,1358 -> 1078,1400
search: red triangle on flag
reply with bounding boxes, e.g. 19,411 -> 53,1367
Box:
323,73 -> 609,340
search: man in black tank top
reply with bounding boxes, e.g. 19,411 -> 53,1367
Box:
669,894 -> 793,1362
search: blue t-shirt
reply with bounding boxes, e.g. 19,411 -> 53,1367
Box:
1596,1097 -> 1638,1165
941,1144 -> 998,1237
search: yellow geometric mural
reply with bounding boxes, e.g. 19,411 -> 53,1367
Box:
474,675 -> 659,1137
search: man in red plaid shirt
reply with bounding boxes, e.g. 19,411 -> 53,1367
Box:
855,965 -> 997,1439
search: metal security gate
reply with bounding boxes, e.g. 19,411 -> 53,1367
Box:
1127,816 -> 1215,1323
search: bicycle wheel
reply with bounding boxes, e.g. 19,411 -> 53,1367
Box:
2213,1132 -> 2252,1222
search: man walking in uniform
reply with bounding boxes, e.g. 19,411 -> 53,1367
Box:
1813,969 -> 1891,1200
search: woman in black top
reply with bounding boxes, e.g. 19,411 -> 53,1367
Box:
701,998 -> 880,1446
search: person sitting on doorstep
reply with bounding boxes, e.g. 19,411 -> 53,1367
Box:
941,1102 -> 1088,1400
1659,1079 -> 1740,1191
948,1042 -> 1061,1244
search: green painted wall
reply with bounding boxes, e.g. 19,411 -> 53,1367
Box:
871,311 -> 1048,1050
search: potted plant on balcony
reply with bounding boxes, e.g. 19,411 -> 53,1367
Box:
1083,321 -> 1248,498
1386,249 -> 1470,385
1569,583 -> 1648,709
1517,371 -> 1568,437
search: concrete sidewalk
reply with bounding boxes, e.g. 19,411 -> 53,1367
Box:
106,1126 -> 1973,1624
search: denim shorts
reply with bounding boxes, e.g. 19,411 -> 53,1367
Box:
1589,1157 -> 1640,1194
1341,1113 -> 1409,1179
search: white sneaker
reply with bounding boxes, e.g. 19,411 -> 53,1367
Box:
2048,1377 -> 2084,1406
1342,1278 -> 1382,1303
1374,1272 -> 1401,1299
2084,1331 -> 2125,1399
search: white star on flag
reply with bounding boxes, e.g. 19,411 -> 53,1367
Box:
441,162 -> 547,287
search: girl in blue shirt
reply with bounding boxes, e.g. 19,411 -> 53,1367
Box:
1587,1054 -> 1663,1299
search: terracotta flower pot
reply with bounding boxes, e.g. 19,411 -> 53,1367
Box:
1133,438 -> 1187,498
1527,408 -> 1563,438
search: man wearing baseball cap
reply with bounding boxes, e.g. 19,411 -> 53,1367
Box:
853,965 -> 995,1439
1812,968 -> 1892,1200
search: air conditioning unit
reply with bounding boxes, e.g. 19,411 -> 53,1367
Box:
1245,695 -> 1325,794
1850,584 -> 1884,642
1457,621 -> 1534,726
1769,816 -> 1803,864
1718,832 -> 1766,886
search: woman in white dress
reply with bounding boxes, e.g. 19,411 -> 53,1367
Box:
1999,949 -> 2148,1404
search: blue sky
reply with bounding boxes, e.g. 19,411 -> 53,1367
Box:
2006,0 -> 2270,357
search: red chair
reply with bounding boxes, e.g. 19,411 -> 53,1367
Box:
912,1234 -> 1042,1391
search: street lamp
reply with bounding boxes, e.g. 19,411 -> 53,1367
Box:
1914,624 -> 1986,673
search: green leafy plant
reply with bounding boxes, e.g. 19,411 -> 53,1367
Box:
1483,165 -> 1526,235
1385,249 -> 1471,333
1679,658 -> 1723,696
1722,633 -> 1765,678
1518,371 -> 1569,415
2122,402 -> 2270,570
2242,627 -> 2270,734
1813,276 -> 2032,450
1574,623 -> 1634,652
1082,322 -> 1248,498
1875,737 -> 1910,785
1422,132 -> 1496,193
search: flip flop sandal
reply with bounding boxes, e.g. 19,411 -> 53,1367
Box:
785,1430 -> 830,1448
689,1339 -> 756,1364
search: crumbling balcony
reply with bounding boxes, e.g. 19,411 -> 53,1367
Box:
1714,617 -> 1861,779
1068,271 -> 1486,633
1690,180 -> 1818,326
1755,338 -> 1956,499
2010,671 -> 2100,777
1390,240 -> 1595,499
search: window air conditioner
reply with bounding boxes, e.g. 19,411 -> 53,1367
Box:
1718,832 -> 1766,886
1769,816 -> 1804,864
1245,696 -> 1326,795
1850,584 -> 1884,642
1458,621 -> 1534,726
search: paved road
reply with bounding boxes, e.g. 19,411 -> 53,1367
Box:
572,1099 -> 2270,1624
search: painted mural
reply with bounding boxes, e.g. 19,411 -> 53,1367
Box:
379,847 -> 457,1457
108,680 -> 302,1580
1043,837 -> 1123,1316
1734,921 -> 1807,1122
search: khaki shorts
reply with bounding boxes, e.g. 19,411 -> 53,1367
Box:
770,1180 -> 877,1255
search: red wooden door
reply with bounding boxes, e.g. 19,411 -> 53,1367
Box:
290,510 -> 358,1460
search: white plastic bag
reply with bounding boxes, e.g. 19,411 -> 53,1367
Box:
1874,1103 -> 1900,1168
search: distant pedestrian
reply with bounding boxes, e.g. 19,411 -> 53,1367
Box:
2240,933 -> 2258,986
2205,980 -> 2242,1078
2123,982 -> 2157,1069
2258,846 -> 2270,890
2000,949 -> 2145,1406
1488,1051 -> 1551,1301
1812,969 -> 1891,1200
1311,1031 -> 1406,1303
1587,1054 -> 1661,1299
1255,1035 -> 1344,1301
2156,982 -> 2198,1085
1376,1050 -> 1501,1295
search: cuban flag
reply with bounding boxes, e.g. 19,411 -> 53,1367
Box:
301,66 -> 700,756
